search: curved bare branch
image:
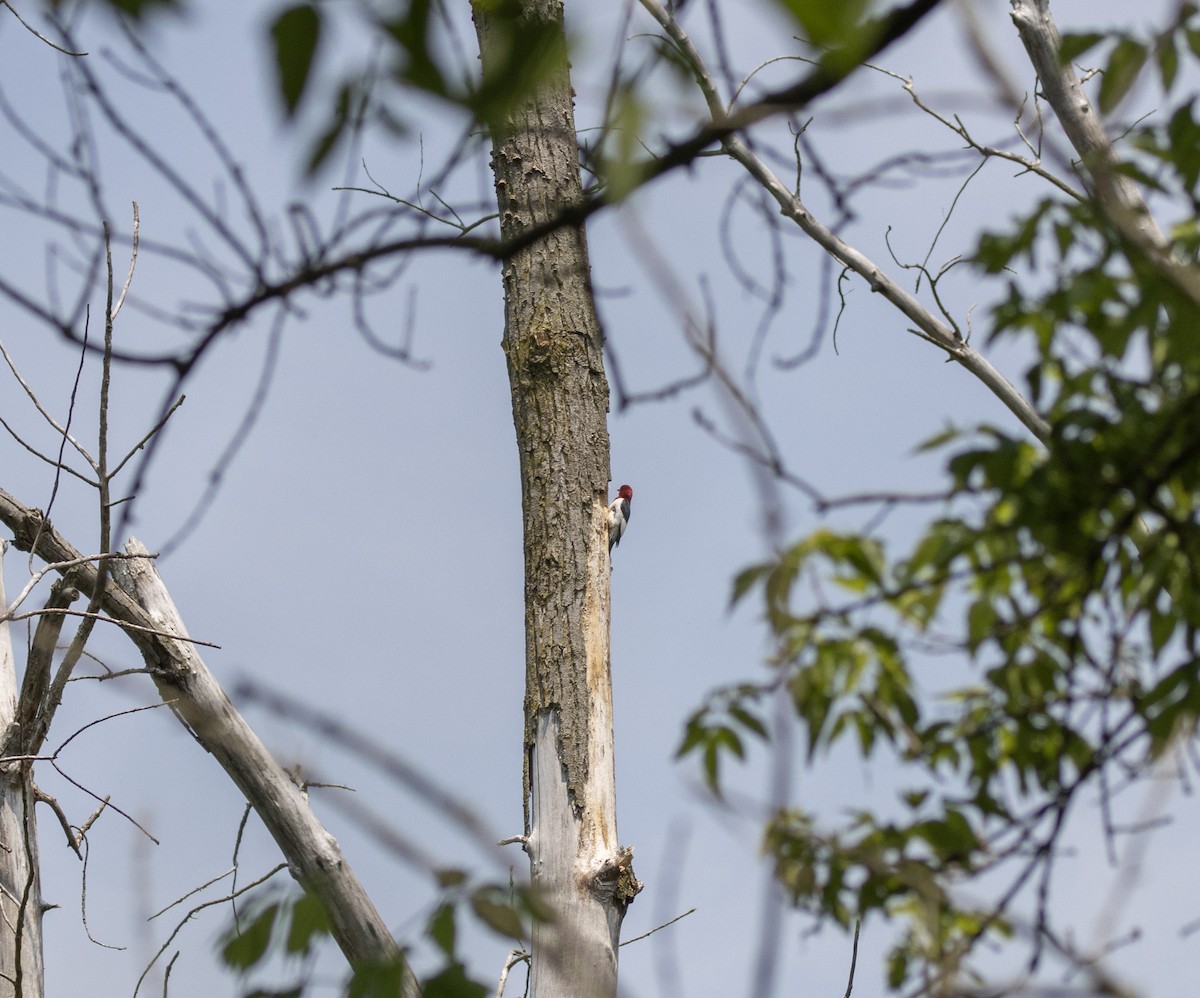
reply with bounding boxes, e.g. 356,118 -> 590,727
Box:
638,0 -> 1051,441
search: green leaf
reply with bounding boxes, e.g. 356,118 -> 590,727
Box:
1186,27 -> 1200,59
270,4 -> 322,117
729,704 -> 768,740
385,0 -> 450,98
470,894 -> 524,940
914,424 -> 961,453
347,960 -> 410,998
435,868 -> 468,888
304,81 -> 358,176
676,710 -> 711,758
285,891 -> 331,955
1139,660 -> 1200,757
1058,32 -> 1104,64
1099,38 -> 1148,114
599,87 -> 649,202
1156,36 -> 1180,91
221,903 -> 278,971
777,0 -> 871,49
731,564 -> 771,607
887,945 -> 910,989
966,598 -> 996,654
1164,102 -> 1200,192
105,0 -> 182,15
1149,607 -> 1176,656
468,6 -> 569,130
423,963 -> 489,998
429,903 -> 456,956
702,738 -> 722,794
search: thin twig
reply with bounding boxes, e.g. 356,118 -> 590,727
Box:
844,919 -> 861,998
133,864 -> 288,998
0,338 -> 96,472
495,948 -> 530,998
637,0 -> 1049,441
109,202 -> 139,321
0,1 -> 86,55
1,551 -> 146,624
619,907 -> 697,946
109,394 -> 185,479
32,785 -> 84,859
149,867 -> 236,920
3,606 -> 221,649
80,834 -> 126,950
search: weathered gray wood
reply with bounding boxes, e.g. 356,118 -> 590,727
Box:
110,538 -> 416,994
0,541 -> 45,998
0,489 -> 413,994
471,1 -> 641,994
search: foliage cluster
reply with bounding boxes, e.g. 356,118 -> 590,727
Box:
219,872 -> 540,998
682,8 -> 1200,990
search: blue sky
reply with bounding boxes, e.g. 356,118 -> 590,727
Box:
3,0 -> 1197,995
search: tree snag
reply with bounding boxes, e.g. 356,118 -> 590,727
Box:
471,1 -> 641,995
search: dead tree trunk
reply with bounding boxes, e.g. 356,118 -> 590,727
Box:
472,2 -> 641,995
0,541 -> 46,998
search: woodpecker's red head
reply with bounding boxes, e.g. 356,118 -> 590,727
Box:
617,484 -> 633,500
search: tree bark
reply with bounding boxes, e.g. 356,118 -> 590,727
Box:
471,2 -> 641,995
0,541 -> 45,998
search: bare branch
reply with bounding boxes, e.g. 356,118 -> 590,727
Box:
0,338 -> 97,472
31,785 -> 85,859
619,907 -> 697,946
48,758 -> 159,846
844,919 -> 861,998
861,60 -> 1084,201
638,0 -> 1051,441
108,394 -> 186,480
495,948 -> 530,998
106,539 -> 411,984
79,834 -> 125,950
133,864 -> 288,998
3,606 -> 222,649
111,23 -> 271,259
148,867 -> 236,921
0,409 -> 99,487
3,578 -> 78,760
109,202 -> 139,322
0,552 -> 140,625
0,1 -> 86,56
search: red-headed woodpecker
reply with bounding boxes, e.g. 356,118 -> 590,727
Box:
608,484 -> 633,552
